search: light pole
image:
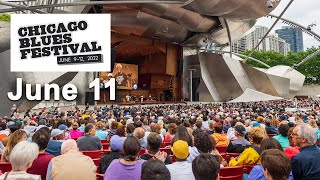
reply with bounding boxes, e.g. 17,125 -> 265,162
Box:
188,69 -> 196,102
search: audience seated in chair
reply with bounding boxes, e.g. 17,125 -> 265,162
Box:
104,136 -> 145,180
211,124 -> 229,147
0,141 -> 40,180
46,129 -> 65,156
141,159 -> 171,180
229,127 -> 267,166
46,139 -> 96,180
291,124 -> 320,179
27,129 -> 54,180
98,134 -> 125,174
261,149 -> 291,180
226,125 -> 251,154
166,140 -> 195,180
140,132 -> 172,165
77,123 -> 102,151
192,153 -> 220,180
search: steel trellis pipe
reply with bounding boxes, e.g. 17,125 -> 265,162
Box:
0,0 -> 188,13
0,0 -> 48,14
244,0 -> 295,62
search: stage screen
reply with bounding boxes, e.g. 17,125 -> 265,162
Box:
100,63 -> 138,90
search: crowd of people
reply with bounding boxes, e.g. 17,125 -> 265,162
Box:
0,98 -> 320,180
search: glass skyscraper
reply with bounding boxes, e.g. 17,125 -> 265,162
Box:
275,27 -> 304,52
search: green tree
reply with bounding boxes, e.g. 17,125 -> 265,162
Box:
0,14 -> 10,22
242,47 -> 320,84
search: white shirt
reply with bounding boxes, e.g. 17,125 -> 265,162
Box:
144,131 -> 164,142
166,161 -> 195,180
0,130 -> 10,136
24,125 -> 37,133
201,121 -> 209,130
227,127 -> 236,141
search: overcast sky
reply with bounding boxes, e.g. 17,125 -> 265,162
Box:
256,0 -> 320,50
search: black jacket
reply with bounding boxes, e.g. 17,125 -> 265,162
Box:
98,151 -> 124,174
226,139 -> 251,153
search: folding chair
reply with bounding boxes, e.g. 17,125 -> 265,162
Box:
96,173 -> 104,180
102,143 -> 110,150
101,139 -> 108,144
0,162 -> 12,173
216,146 -> 228,153
81,151 -> 103,159
220,166 -> 244,177
92,158 -> 100,167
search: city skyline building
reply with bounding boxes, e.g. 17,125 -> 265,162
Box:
258,34 -> 291,55
275,26 -> 304,53
232,26 -> 291,55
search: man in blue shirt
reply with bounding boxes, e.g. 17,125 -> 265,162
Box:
46,129 -> 65,156
291,124 -> 320,180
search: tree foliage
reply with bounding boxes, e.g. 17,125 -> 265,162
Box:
0,14 -> 10,22
242,47 -> 320,85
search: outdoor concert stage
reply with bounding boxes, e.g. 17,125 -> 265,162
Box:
100,101 -> 187,106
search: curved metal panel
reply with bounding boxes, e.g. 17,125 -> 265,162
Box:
184,0 -> 281,20
209,19 -> 256,45
111,12 -> 189,43
184,0 -> 247,17
199,53 -> 243,101
197,81 -> 214,102
141,4 -> 218,32
223,55 -> 255,91
267,73 -> 290,98
266,65 -> 305,98
222,0 -> 281,20
241,62 -> 280,97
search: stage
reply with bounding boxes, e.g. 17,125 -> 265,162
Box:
98,101 -> 187,106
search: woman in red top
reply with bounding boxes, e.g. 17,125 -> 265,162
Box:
27,129 -> 54,180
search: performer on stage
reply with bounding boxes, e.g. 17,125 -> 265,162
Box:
126,94 -> 130,102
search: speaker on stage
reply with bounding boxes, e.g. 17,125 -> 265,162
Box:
85,92 -> 95,105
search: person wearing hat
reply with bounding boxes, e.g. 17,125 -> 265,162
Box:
98,135 -> 125,174
252,122 -> 261,127
166,140 -> 195,180
229,127 -> 267,166
226,125 -> 251,153
58,124 -> 70,139
45,129 -> 65,156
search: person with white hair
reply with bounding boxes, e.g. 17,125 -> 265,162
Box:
0,141 -> 40,179
157,119 -> 167,137
291,123 -> 320,179
46,139 -> 96,180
